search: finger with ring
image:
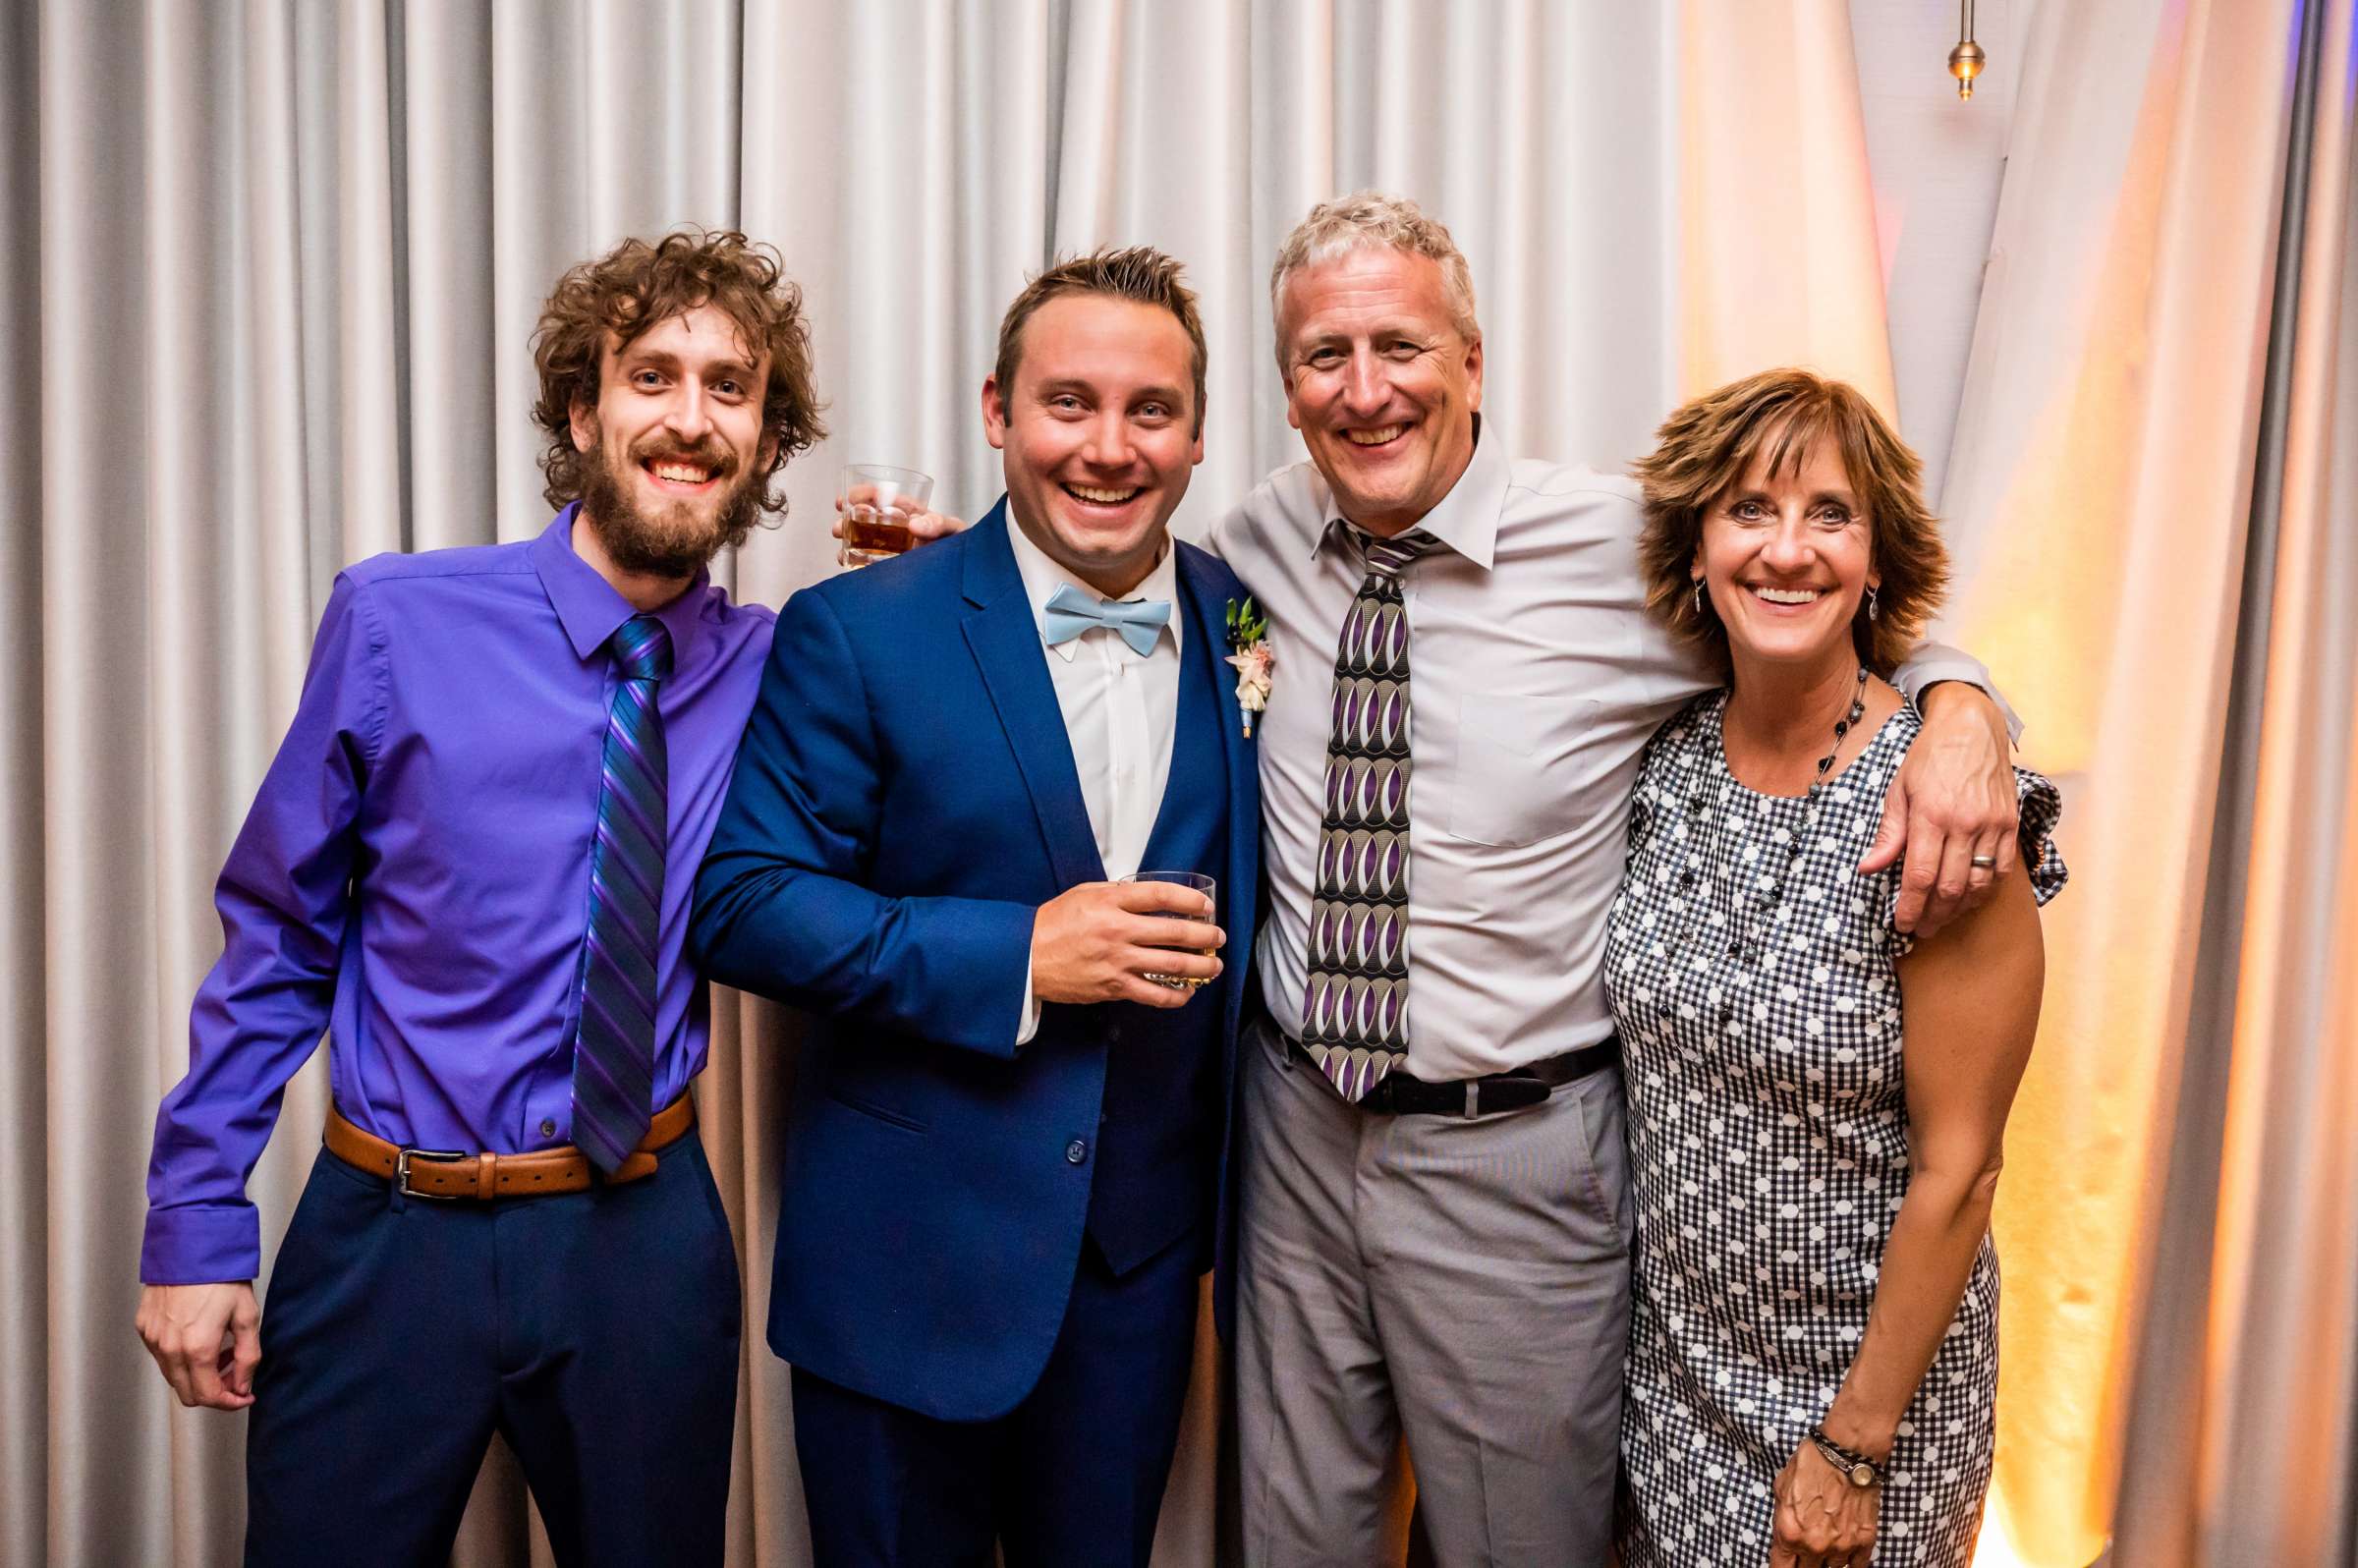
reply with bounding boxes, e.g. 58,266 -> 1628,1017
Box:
1963,828 -> 2004,894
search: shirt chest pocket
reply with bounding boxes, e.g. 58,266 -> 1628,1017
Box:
1442,695 -> 1605,848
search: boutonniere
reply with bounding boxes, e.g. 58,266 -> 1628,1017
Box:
1224,596 -> 1273,738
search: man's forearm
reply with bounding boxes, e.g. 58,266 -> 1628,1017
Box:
1894,640 -> 2022,746
689,860 -> 1038,1056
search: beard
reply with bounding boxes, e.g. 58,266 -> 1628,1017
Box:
578,436 -> 769,579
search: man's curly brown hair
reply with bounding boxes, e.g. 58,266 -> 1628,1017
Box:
531,230 -> 826,516
1633,368 -> 1949,677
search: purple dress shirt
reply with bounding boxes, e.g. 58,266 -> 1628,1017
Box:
141,507 -> 774,1284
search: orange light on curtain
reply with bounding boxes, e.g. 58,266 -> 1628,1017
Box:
1937,0 -> 2312,1562
1675,0 -> 1898,413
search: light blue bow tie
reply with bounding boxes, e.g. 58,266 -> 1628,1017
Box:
1042,583 -> 1172,656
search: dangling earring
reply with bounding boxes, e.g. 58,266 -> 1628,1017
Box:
1867,586 -> 1881,622
1691,578 -> 1708,617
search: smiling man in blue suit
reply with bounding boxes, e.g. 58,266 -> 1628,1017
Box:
690,248 -> 1260,1568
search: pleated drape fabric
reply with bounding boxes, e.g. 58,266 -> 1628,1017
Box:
1937,1 -> 2358,1563
2105,2 -> 2358,1563
9,3 -> 2352,1566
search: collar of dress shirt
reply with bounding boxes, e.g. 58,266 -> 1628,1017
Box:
532,503 -> 710,672
1310,413 -> 1506,572
1003,512 -> 1182,664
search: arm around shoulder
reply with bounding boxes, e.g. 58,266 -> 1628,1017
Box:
1868,654 -> 2028,930
1891,640 -> 2022,746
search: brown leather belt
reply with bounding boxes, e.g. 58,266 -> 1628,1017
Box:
324,1094 -> 696,1200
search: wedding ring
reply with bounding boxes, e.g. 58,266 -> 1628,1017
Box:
1970,855 -> 1997,869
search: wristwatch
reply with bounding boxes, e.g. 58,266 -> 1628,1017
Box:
1807,1427 -> 1886,1488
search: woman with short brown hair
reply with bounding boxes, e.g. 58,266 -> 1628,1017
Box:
1606,369 -> 2067,1568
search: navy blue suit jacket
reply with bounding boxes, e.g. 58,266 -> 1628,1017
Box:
690,505 -> 1261,1421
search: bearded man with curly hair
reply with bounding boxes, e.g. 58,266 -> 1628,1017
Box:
136,231 -> 825,1568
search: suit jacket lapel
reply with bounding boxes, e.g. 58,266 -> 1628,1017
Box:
1173,546 -> 1261,1047
961,503 -> 1106,890
1173,547 -> 1254,820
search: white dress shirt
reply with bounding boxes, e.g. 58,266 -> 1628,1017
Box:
1006,518 -> 1185,1041
1206,422 -> 2009,1082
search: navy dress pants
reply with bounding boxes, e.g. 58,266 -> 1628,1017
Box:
791,1232 -> 1203,1568
243,1133 -> 742,1568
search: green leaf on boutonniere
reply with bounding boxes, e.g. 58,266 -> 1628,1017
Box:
1225,595 -> 1267,650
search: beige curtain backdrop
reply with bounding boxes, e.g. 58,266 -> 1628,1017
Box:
1937,0 -> 2358,1563
8,1 -> 2349,1566
2105,0 -> 2358,1561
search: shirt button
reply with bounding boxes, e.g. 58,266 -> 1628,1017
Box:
1065,1139 -> 1090,1165
539,1118 -> 558,1139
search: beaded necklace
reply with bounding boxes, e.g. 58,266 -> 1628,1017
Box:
1810,666 -> 1873,785
1712,666 -> 1871,969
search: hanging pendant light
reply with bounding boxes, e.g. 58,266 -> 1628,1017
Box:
1948,0 -> 1987,99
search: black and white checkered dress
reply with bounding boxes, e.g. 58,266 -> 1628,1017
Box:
1602,692 -> 2066,1568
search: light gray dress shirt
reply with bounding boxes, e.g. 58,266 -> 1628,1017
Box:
1206,422 -> 2010,1083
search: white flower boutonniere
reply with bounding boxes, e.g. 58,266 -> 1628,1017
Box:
1224,596 -> 1273,738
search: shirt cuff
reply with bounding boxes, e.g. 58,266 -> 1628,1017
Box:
1893,645 -> 2024,746
1016,955 -> 1042,1047
140,1203 -> 261,1285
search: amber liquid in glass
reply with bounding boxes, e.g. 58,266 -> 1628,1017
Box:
841,509 -> 914,558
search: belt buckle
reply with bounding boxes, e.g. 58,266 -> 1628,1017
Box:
394,1147 -> 469,1200
1465,1073 -> 1548,1119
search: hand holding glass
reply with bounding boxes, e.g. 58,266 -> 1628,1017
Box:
1120,872 -> 1217,991
837,464 -> 934,568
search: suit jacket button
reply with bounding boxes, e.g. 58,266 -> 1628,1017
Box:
539,1119 -> 558,1139
1065,1139 -> 1089,1165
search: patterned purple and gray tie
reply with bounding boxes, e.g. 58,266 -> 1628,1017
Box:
571,613 -> 671,1174
1302,527 -> 1437,1101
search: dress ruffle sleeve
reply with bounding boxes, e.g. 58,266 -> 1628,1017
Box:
2015,766 -> 2068,907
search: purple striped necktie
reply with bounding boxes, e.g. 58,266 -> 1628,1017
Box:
1301,526 -> 1436,1101
571,613 -> 671,1173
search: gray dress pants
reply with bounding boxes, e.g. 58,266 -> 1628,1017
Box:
1233,1016 -> 1633,1567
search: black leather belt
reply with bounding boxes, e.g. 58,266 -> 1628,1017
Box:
1255,990 -> 1617,1118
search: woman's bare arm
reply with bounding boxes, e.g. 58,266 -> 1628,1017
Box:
1769,867 -> 2046,1564
1825,865 -> 2046,1458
